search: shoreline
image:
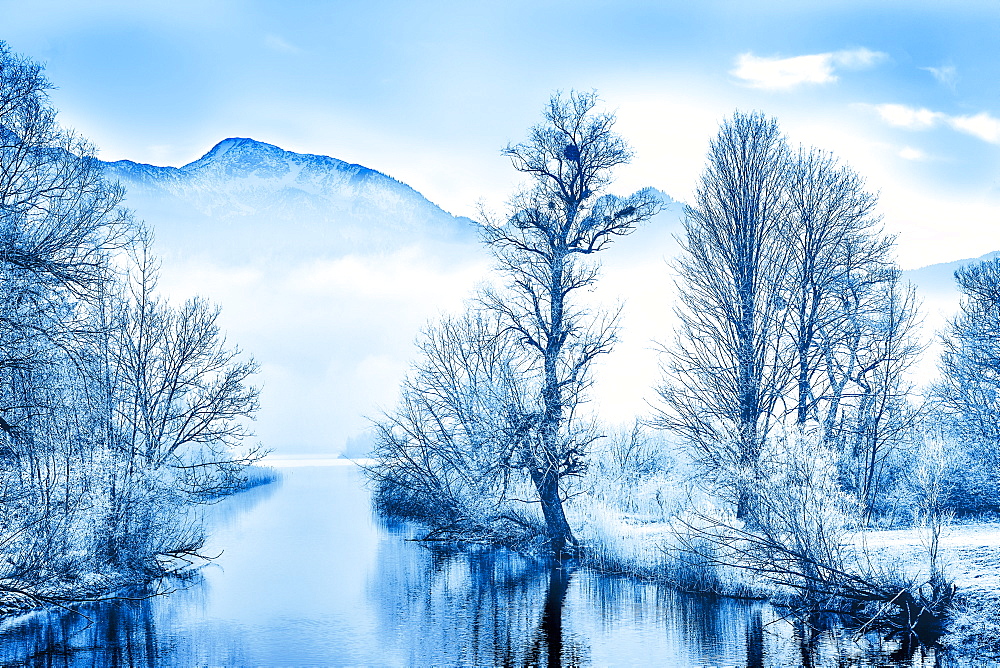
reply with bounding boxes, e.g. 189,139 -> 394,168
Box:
572,510 -> 1000,660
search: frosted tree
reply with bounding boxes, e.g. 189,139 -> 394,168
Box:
480,91 -> 659,556
370,91 -> 658,557
658,111 -> 918,519
0,42 -> 261,606
937,257 -> 1000,447
657,112 -> 794,517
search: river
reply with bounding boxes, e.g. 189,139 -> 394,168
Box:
0,464 -> 942,666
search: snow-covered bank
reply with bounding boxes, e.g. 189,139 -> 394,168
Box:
569,504 -> 1000,660
862,523 -> 1000,600
862,523 -> 1000,658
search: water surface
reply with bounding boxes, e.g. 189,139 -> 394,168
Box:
0,465 -> 942,666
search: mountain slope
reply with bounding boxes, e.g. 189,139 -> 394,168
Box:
103,138 -> 476,262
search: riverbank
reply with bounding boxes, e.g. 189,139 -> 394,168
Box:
569,499 -> 1000,661
864,522 -> 1000,659
0,465 -> 280,624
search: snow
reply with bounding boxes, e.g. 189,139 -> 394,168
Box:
862,523 -> 1000,601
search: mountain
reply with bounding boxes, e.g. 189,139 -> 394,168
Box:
100,141 -> 688,455
103,138 -> 477,263
903,250 -> 1000,302
898,251 -> 1000,385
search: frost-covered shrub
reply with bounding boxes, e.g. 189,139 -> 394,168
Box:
366,310 -> 550,545
943,597 -> 1000,659
673,428 -> 870,596
938,438 -> 1000,516
753,428 -> 861,571
581,424 -> 689,520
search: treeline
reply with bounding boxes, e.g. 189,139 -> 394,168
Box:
368,91 -> 997,633
0,45 -> 260,612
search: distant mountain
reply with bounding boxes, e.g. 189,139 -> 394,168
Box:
99,139 -> 487,455
903,250 -> 1000,301
899,251 -> 1000,385
102,137 -> 476,263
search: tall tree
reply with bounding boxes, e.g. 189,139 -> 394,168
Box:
481,91 -> 658,555
0,42 -> 262,604
784,148 -> 888,425
937,257 -> 1000,447
657,112 -> 793,515
658,112 -> 917,519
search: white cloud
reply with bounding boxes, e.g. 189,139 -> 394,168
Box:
948,112 -> 1000,144
731,53 -> 835,89
874,104 -> 943,130
898,146 -> 926,161
872,103 -> 1000,144
922,64 -> 958,90
731,48 -> 887,90
831,47 -> 887,69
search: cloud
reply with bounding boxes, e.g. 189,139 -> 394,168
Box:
922,64 -> 958,90
874,104 -> 944,130
731,48 -> 887,90
898,146 -> 927,161
831,47 -> 887,69
949,112 -> 1000,144
872,103 -> 1000,144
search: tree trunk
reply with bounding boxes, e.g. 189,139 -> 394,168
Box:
529,464 -> 576,558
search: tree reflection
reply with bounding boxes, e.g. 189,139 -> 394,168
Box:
370,536 -> 589,666
525,563 -> 586,668
369,530 -> 948,667
0,583 -> 189,667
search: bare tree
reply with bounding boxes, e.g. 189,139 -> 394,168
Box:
110,233 -> 261,497
783,151 -> 920,517
368,308 -> 536,540
0,42 -> 262,609
657,112 -> 794,517
827,270 -> 921,519
658,112 -> 919,521
936,257 -> 1000,447
784,148 -> 889,426
480,91 -> 659,556
369,92 -> 657,556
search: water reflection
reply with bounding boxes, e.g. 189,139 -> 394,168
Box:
371,517 -> 944,667
0,466 -> 951,666
0,587 -> 178,667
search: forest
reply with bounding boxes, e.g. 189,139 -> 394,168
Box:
366,91 -> 1000,644
0,44 -> 261,613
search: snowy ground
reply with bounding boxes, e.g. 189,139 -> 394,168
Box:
861,523 -> 1000,601
581,505 -> 1000,657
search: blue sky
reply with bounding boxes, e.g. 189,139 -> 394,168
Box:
2,0 -> 999,267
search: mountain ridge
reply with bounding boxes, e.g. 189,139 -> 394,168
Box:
105,137 -> 425,200
100,137 -> 478,261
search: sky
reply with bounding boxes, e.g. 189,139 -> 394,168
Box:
1,0 -> 999,270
